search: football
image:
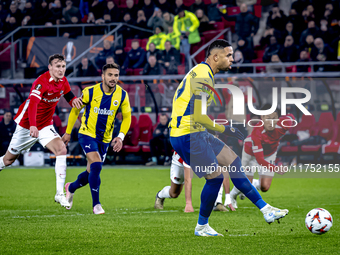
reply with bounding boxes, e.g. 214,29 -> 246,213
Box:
305,208 -> 333,234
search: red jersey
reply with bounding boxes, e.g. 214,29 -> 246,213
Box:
244,115 -> 295,158
14,71 -> 71,130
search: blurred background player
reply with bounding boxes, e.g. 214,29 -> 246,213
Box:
62,63 -> 131,214
230,104 -> 294,209
154,151 -> 194,213
0,54 -> 82,208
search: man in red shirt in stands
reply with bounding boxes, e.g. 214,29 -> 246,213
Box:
0,54 -> 82,207
230,104 -> 294,209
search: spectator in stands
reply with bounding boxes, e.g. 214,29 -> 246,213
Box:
21,0 -> 34,26
164,26 -> 180,50
283,21 -> 300,45
236,38 -> 254,63
77,56 -> 98,77
146,26 -> 167,51
87,0 -> 105,23
207,0 -> 222,22
300,20 -> 320,46
319,18 -> 332,44
159,40 -> 180,74
103,0 -> 120,23
95,40 -> 115,68
259,26 -> 283,47
301,34 -> 315,54
113,46 -> 126,66
125,0 -> 138,20
230,49 -> 251,73
323,3 -> 334,21
147,7 -> 165,31
122,39 -> 146,70
62,16 -> 82,38
6,2 -> 22,28
330,23 -> 340,60
195,8 -> 213,34
118,13 -> 137,42
190,0 -> 206,15
163,11 -> 174,33
310,37 -> 335,72
142,0 -> 155,21
62,0 -> 81,24
106,55 -> 115,65
33,0 -> 50,26
143,54 -> 161,75
234,3 -> 259,41
266,54 -> 283,73
296,50 -> 310,72
287,8 -> 306,34
174,0 -> 186,16
146,42 -> 161,60
266,4 -> 287,31
135,10 -> 150,38
0,2 -> 8,22
48,0 -> 63,25
263,35 -> 281,63
146,113 -> 171,166
291,0 -> 309,15
156,0 -> 174,14
0,20 -> 4,38
279,35 -> 299,62
173,8 -> 201,66
0,110 -> 16,156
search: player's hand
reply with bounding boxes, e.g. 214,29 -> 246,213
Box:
111,137 -> 123,152
222,125 -> 244,140
184,204 -> 194,213
72,97 -> 83,109
274,165 -> 289,175
62,133 -> 71,146
29,126 -> 39,138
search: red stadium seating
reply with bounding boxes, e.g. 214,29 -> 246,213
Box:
227,7 -> 240,16
141,38 -> 148,50
124,115 -> 139,146
217,113 -> 227,120
138,114 -> 153,144
202,22 -> 225,42
322,112 -> 340,162
178,65 -> 185,74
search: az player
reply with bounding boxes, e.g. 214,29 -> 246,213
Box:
0,54 -> 82,207
169,40 -> 289,237
154,151 -> 194,213
230,104 -> 294,208
62,63 -> 131,214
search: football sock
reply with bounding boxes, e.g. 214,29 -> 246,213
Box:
55,155 -> 67,195
151,157 -> 157,163
224,193 -> 231,206
158,186 -> 171,198
88,162 -> 102,207
228,157 -> 267,210
230,185 -> 241,198
260,204 -> 271,213
215,184 -> 223,206
198,174 -> 224,225
0,156 -> 5,169
252,179 -> 260,191
69,170 -> 89,193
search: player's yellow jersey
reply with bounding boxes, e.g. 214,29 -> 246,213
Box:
79,83 -> 131,143
169,62 -> 215,137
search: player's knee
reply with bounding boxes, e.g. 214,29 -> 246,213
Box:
169,191 -> 180,198
260,185 -> 270,192
4,157 -> 15,166
55,144 -> 67,156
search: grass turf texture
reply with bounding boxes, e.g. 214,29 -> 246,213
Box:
0,166 -> 339,254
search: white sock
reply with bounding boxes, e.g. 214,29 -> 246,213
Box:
224,193 -> 231,206
55,155 -> 67,194
158,186 -> 171,199
0,156 -> 6,169
230,185 -> 241,199
260,204 -> 270,213
215,184 -> 223,206
252,179 -> 260,191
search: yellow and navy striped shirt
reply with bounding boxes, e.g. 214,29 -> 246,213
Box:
169,62 -> 215,137
79,83 -> 131,143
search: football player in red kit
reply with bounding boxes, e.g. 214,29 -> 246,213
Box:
0,54 -> 83,207
230,104 -> 295,209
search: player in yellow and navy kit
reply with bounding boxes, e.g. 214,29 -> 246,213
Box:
62,63 -> 131,214
169,40 -> 289,236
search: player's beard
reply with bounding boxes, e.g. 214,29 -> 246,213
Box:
104,78 -> 116,90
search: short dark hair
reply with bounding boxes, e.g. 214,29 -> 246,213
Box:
207,39 -> 232,57
48,54 -> 65,65
102,63 -> 120,73
261,103 -> 281,116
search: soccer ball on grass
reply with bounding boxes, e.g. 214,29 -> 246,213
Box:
305,208 -> 333,234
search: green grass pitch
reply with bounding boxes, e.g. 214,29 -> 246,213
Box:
0,166 -> 339,254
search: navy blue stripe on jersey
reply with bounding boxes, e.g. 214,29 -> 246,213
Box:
183,94 -> 195,116
208,72 -> 214,84
95,85 -> 113,141
176,116 -> 182,128
85,87 -> 94,128
119,89 -> 126,109
176,79 -> 186,100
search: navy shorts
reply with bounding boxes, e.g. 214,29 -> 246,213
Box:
170,131 -> 225,178
78,134 -> 109,162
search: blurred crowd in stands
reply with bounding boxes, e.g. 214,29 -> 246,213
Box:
1,0 -> 339,75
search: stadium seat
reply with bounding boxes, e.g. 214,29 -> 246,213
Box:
138,114 -> 153,144
183,0 -> 195,7
202,22 -> 224,42
222,17 -> 235,33
124,115 -> 139,146
227,7 -> 240,16
253,5 -> 262,18
190,37 -> 206,64
133,68 -> 143,75
141,38 -> 148,50
217,113 -> 227,120
180,53 -> 185,65
321,112 -> 340,162
178,65 -> 185,74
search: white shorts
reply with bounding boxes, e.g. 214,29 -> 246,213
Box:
242,148 -> 277,177
8,125 -> 60,155
170,152 -> 190,185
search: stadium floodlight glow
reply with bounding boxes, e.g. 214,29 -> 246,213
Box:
200,84 -> 312,116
